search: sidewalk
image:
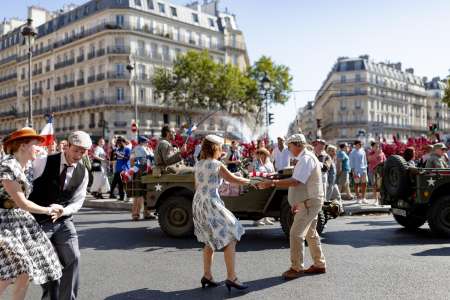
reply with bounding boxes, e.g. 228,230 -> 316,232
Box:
84,195 -> 391,215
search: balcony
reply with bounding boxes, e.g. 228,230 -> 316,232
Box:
107,45 -> 130,54
54,81 -> 75,91
333,91 -> 368,98
0,55 -> 17,65
45,65 -> 51,72
107,72 -> 130,80
54,59 -> 75,70
0,109 -> 16,117
96,73 -> 105,81
77,78 -> 85,86
87,52 -> 95,60
96,49 -> 106,57
32,69 -> 43,76
77,55 -> 85,63
69,126 -> 75,130
114,121 -> 127,127
87,75 -> 96,83
0,91 -> 17,100
136,73 -> 148,81
78,124 -> 85,129
89,123 -> 96,128
0,73 -> 17,83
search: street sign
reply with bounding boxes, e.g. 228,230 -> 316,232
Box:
131,122 -> 138,133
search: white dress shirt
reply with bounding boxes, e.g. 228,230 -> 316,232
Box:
33,153 -> 89,216
272,146 -> 291,171
292,149 -> 318,184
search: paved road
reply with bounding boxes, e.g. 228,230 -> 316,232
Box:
9,209 -> 450,300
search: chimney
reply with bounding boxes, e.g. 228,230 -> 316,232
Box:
405,68 -> 414,74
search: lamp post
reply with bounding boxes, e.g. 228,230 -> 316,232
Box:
126,61 -> 139,138
261,73 -> 272,137
21,18 -> 37,128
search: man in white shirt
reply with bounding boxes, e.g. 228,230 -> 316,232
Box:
258,134 -> 326,280
272,137 -> 290,171
29,131 -> 91,300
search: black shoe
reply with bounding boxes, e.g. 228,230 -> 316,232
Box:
96,194 -> 104,199
225,278 -> 248,292
201,276 -> 219,288
109,194 -> 115,199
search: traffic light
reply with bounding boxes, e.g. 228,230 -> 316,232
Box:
316,119 -> 322,128
268,113 -> 275,125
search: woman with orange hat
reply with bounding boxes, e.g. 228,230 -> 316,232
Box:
0,128 -> 63,300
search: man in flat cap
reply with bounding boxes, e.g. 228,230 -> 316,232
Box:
258,134 -> 326,279
29,131 -> 92,300
425,143 -> 448,169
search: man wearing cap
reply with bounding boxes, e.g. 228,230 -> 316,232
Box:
29,131 -> 92,300
154,125 -> 187,175
257,134 -> 326,279
272,137 -> 290,172
425,143 -> 449,169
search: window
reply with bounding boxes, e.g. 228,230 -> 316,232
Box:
355,74 -> 361,82
158,3 -> 165,13
170,7 -> 177,17
162,45 -> 170,60
163,113 -> 169,124
135,0 -> 142,6
192,13 -> 199,23
340,75 -> 346,83
116,87 -> 125,101
147,0 -> 154,9
116,64 -> 125,75
137,40 -> 145,56
176,115 -> 181,127
139,88 -> 145,102
116,15 -> 124,27
208,18 -> 215,27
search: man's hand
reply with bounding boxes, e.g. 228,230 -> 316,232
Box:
256,180 -> 272,189
49,204 -> 64,222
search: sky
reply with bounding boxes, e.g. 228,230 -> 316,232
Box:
3,0 -> 450,139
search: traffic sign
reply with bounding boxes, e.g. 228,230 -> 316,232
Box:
131,122 -> 138,133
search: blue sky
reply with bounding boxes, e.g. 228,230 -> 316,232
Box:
3,0 -> 450,139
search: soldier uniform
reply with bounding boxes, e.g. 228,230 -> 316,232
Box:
154,139 -> 183,175
425,143 -> 448,169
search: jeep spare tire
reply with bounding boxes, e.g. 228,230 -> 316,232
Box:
158,196 -> 194,238
383,155 -> 410,198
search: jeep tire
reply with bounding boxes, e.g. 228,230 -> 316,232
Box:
280,196 -> 327,239
393,214 -> 426,230
383,155 -> 411,198
158,196 -> 194,237
427,196 -> 450,237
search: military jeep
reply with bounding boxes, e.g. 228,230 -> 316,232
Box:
381,155 -> 450,237
139,168 -> 340,239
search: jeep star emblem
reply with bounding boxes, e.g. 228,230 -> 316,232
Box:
427,177 -> 436,187
155,183 -> 163,192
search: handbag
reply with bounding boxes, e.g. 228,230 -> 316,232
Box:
91,159 -> 102,172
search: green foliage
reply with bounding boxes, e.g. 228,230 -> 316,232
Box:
443,78 -> 450,106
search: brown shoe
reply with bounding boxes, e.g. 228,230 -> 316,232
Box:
304,265 -> 326,274
282,268 -> 304,280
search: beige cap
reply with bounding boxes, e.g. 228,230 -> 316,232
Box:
433,143 -> 447,151
205,134 -> 224,145
287,134 -> 307,144
68,131 -> 92,149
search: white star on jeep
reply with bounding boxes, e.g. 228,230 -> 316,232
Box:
427,177 -> 436,187
155,183 -> 163,192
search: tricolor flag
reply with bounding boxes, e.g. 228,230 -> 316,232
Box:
186,124 -> 197,136
40,115 -> 55,146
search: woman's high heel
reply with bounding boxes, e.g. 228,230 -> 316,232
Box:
201,276 -> 219,288
225,278 -> 248,292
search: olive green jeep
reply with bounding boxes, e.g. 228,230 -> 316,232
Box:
381,155 -> 450,237
140,168 -> 341,238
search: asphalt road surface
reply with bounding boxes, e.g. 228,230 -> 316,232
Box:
8,209 -> 450,300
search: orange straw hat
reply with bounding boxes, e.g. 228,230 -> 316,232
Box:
3,127 -> 45,146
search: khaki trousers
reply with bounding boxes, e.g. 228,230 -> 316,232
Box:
290,200 -> 326,271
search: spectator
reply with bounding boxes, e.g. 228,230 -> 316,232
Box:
368,142 -> 386,204
272,137 -> 290,171
224,140 -> 241,173
336,143 -> 354,200
425,143 -> 448,169
403,147 -> 416,167
251,148 -> 275,173
349,140 -> 368,204
419,145 -> 433,167
57,139 -> 68,153
90,138 -> 110,199
314,139 -> 331,200
326,145 -> 344,213
109,136 -> 130,201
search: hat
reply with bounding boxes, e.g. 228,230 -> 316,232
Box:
68,131 -> 92,149
433,143 -> 447,151
287,134 -> 307,144
3,127 -> 45,145
256,148 -> 271,157
205,134 -> 224,145
315,139 -> 326,145
138,136 -> 149,144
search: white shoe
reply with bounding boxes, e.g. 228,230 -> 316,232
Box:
263,218 -> 275,225
254,220 -> 265,226
357,199 -> 363,204
362,198 -> 370,204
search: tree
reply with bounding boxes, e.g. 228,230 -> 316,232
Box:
443,78 -> 450,106
152,50 -> 259,114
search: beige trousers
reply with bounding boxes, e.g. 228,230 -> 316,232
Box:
290,201 -> 326,271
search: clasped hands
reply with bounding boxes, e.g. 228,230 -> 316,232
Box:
47,204 -> 64,222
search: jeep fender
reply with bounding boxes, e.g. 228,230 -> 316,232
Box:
155,187 -> 194,210
263,189 -> 288,213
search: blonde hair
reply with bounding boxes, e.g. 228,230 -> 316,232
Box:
200,139 -> 222,160
326,145 -> 337,156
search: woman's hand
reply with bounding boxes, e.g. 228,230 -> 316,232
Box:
256,180 -> 272,189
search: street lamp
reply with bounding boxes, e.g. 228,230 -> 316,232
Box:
126,61 -> 139,138
21,18 -> 37,128
261,73 -> 272,135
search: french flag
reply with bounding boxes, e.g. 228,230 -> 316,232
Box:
40,115 -> 55,146
186,124 -> 197,136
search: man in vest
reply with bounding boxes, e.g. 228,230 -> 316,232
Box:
30,131 -> 92,300
257,133 -> 326,279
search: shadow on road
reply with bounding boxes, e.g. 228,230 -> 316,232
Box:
77,226 -> 288,252
412,247 -> 450,256
104,275 -> 287,300
321,226 -> 449,248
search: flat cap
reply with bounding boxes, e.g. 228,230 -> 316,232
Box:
433,143 -> 447,150
287,134 -> 307,144
205,134 -> 224,145
68,131 -> 92,149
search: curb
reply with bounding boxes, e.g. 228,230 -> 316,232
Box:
343,200 -> 391,215
83,196 -> 132,211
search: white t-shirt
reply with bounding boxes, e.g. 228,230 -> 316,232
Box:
272,146 -> 290,171
292,149 -> 318,184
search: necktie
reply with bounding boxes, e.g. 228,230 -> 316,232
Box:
60,164 -> 69,191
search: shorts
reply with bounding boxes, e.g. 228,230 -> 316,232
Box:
125,168 -> 147,198
337,172 -> 349,187
353,171 -> 368,184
